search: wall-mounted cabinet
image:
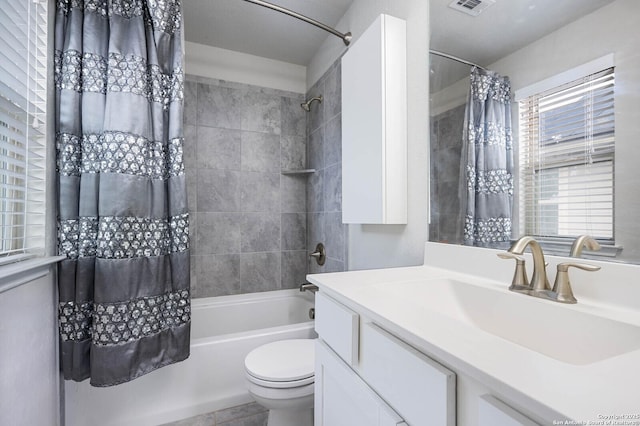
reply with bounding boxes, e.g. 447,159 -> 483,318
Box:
342,14 -> 407,224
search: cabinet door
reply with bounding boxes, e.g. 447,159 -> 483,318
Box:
342,13 -> 407,224
478,395 -> 541,426
360,322 -> 456,426
315,340 -> 405,426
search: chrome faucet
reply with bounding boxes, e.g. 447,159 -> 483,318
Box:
507,236 -> 551,292
570,235 -> 601,257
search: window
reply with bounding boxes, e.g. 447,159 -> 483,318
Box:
0,0 -> 48,258
518,67 -> 615,243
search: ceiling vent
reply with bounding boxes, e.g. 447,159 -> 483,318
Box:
448,0 -> 496,16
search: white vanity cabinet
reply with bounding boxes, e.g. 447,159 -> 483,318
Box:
315,340 -> 406,426
314,292 -> 455,426
341,13 -> 407,224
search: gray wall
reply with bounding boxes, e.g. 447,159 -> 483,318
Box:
184,76 -> 308,298
306,61 -> 348,273
0,272 -> 60,426
429,103 -> 465,245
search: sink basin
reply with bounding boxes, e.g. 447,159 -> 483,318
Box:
371,278 -> 640,365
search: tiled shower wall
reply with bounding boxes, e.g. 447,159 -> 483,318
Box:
429,103 -> 465,244
306,61 -> 348,273
184,75 -> 308,298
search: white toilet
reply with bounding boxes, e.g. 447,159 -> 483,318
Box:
245,339 -> 315,426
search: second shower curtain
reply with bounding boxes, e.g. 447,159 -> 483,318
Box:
461,67 -> 513,247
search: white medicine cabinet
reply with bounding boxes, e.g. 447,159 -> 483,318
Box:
341,14 -> 407,224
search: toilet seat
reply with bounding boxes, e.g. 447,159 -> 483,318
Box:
245,339 -> 315,388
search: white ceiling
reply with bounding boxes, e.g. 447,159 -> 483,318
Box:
183,0 -> 616,82
429,0 -> 616,92
183,0 -> 353,66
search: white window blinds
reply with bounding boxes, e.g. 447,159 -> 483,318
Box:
519,68 -> 615,241
0,0 -> 48,257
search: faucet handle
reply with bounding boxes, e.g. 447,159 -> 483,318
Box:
497,253 -> 530,291
552,262 -> 601,304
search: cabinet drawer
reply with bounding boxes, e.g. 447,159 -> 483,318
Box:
478,395 -> 541,426
360,322 -> 456,426
315,292 -> 359,365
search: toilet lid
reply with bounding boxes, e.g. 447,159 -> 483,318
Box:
245,339 -> 315,383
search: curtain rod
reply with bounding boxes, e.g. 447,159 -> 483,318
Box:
429,49 -> 487,71
241,0 -> 352,46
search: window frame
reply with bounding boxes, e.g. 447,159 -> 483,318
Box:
514,55 -> 619,256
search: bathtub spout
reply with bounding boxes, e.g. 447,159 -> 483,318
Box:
299,283 -> 319,293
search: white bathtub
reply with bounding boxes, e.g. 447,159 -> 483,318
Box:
65,289 -> 316,426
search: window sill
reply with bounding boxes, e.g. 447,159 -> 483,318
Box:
0,256 -> 66,294
519,237 -> 622,260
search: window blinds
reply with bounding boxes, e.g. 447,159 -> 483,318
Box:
0,0 -> 48,257
518,68 -> 615,241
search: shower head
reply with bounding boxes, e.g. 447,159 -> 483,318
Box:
301,95 -> 323,112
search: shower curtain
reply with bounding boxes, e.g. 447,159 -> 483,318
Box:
461,67 -> 513,248
55,0 -> 190,386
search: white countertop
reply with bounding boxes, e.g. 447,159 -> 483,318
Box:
307,243 -> 640,424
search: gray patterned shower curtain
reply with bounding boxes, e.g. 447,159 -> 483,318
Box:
55,0 -> 190,386
462,67 -> 513,248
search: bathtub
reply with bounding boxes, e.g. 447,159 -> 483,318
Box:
65,289 -> 316,426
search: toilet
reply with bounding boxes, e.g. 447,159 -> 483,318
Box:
245,339 -> 315,426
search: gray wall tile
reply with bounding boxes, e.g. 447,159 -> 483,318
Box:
324,115 -> 341,168
307,127 -> 324,171
430,105 -> 466,244
184,81 -> 197,126
241,132 -> 280,173
241,92 -> 281,134
324,63 -> 342,120
197,84 -> 242,129
240,252 -> 281,293
197,213 -> 241,255
281,97 -> 306,137
281,175 -> 306,214
281,250 -> 307,289
433,146 -> 461,185
241,213 -> 281,253
280,135 -> 306,171
241,172 -> 280,213
189,211 -> 197,256
186,169 -> 197,212
197,169 -> 241,212
194,254 -> 240,297
304,58 -> 346,274
307,212 -> 325,252
281,213 -> 306,250
306,170 -> 324,213
324,212 -> 345,262
197,127 -> 241,170
323,162 -> 342,213
186,75 -> 310,298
